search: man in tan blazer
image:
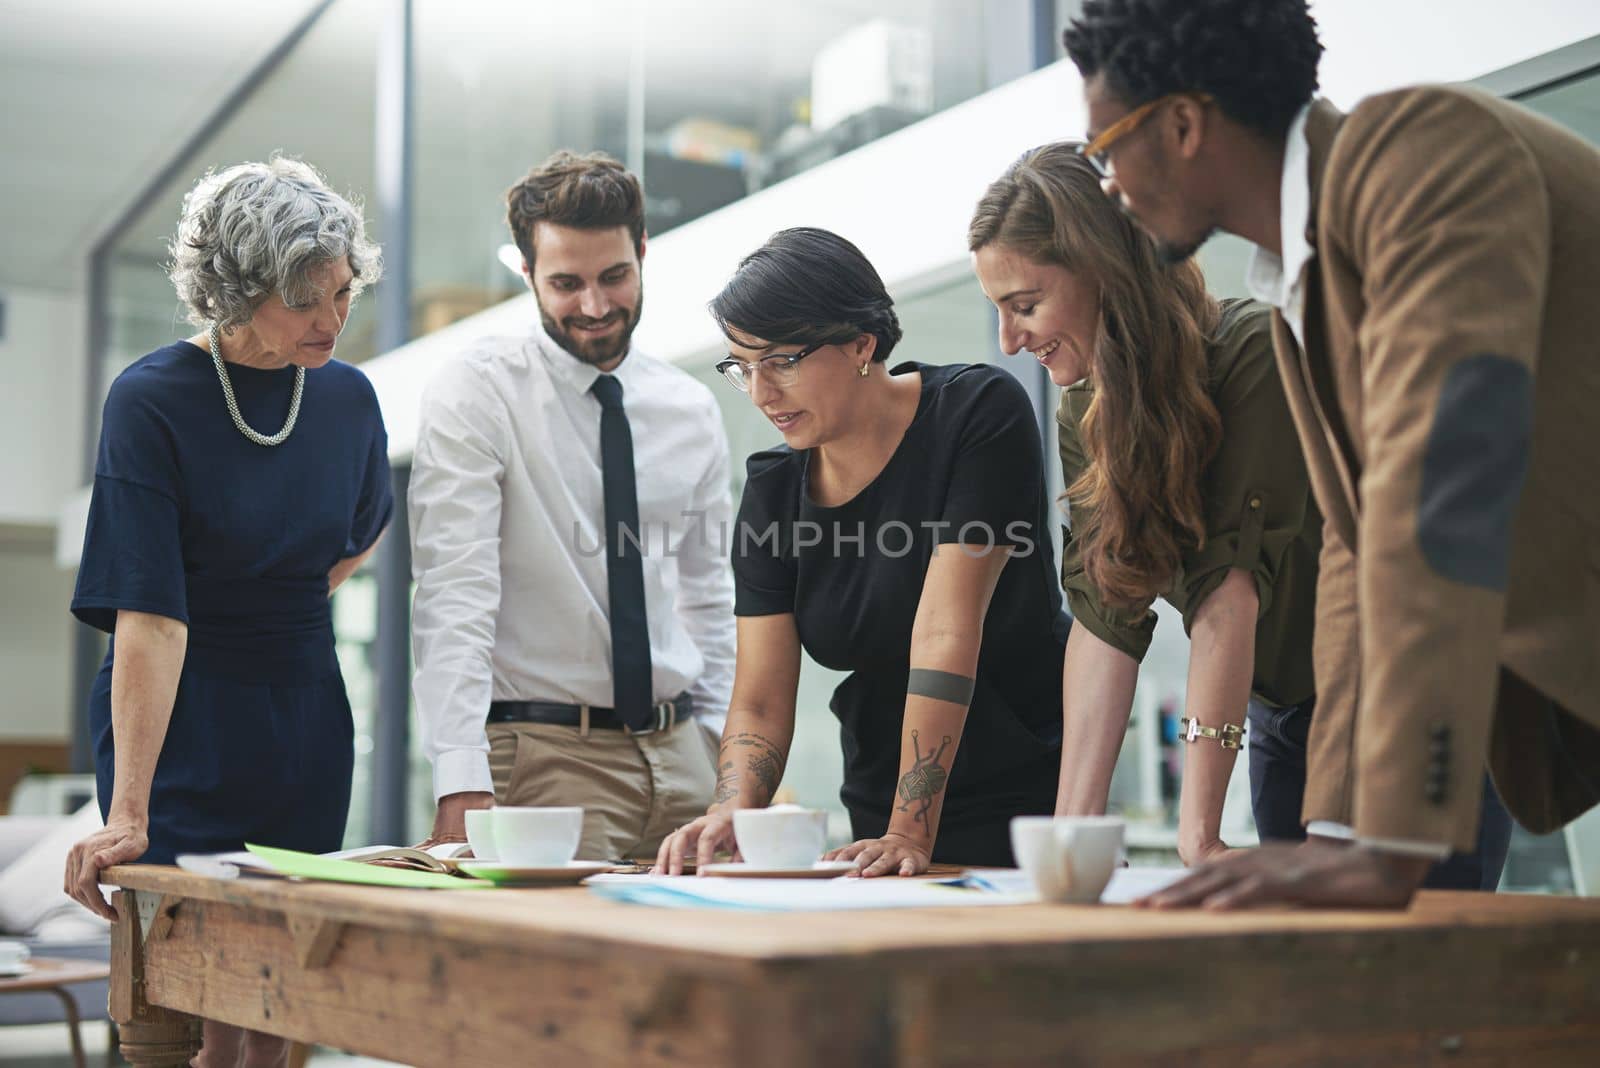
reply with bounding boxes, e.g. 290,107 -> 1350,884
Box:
1063,0 -> 1600,907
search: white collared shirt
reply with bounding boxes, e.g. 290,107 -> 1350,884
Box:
1245,104 -> 1316,351
408,324 -> 736,800
1244,103 -> 1449,861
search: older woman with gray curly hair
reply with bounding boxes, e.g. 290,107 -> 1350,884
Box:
63,157 -> 391,1063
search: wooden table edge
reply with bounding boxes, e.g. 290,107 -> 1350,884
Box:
101,864 -> 1600,976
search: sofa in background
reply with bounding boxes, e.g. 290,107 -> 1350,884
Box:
0,795 -> 111,1033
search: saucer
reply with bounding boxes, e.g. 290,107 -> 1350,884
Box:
458,860 -> 620,885
0,962 -> 32,978
699,860 -> 856,879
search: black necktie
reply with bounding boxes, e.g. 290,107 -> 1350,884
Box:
590,374 -> 653,728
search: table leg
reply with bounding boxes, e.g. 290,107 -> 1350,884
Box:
110,889 -> 203,1067
118,1008 -> 203,1067
46,986 -> 87,1068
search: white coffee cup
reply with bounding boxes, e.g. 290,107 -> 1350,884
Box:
488,806 -> 583,866
464,808 -> 498,862
0,941 -> 30,970
1010,815 -> 1125,904
733,805 -> 827,869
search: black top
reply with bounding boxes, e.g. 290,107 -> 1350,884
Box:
733,362 -> 1067,834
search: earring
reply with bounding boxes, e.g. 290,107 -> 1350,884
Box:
858,363 -> 870,378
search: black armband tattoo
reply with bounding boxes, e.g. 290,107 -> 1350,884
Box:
907,668 -> 975,707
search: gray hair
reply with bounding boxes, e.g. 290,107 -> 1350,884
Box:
168,157 -> 383,330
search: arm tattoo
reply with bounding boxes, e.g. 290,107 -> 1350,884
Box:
719,731 -> 787,804
896,730 -> 952,832
712,760 -> 738,805
906,668 -> 975,707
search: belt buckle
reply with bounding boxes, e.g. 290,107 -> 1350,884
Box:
625,700 -> 674,736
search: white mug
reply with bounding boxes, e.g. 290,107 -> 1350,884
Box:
464,808 -> 498,862
1010,816 -> 1125,904
488,806 -> 583,866
733,806 -> 827,869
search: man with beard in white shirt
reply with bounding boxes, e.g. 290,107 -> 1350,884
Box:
409,150 -> 735,862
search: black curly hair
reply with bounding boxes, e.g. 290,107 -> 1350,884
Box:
1063,0 -> 1323,138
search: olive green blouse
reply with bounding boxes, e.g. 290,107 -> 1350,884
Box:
1057,298 -> 1320,707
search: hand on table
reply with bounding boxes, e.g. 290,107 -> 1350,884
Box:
826,833 -> 931,878
416,790 -> 494,852
656,809 -> 738,875
63,816 -> 147,921
1178,834 -> 1235,868
1137,838 -> 1432,910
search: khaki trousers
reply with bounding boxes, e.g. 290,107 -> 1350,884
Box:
487,715 -> 719,861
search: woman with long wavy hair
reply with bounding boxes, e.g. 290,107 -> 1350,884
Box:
968,143 -> 1514,890
969,142 -> 1322,865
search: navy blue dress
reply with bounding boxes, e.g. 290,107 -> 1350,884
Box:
72,341 -> 393,864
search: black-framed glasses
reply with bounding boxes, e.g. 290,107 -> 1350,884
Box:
715,341 -> 827,392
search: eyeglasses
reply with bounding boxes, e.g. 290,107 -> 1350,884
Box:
1079,92 -> 1212,178
715,341 -> 827,392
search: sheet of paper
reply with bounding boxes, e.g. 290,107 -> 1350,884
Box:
586,874 -> 1024,911
586,866 -> 1191,911
175,850 -> 270,879
956,866 -> 1187,904
1100,866 -> 1187,904
241,844 -> 491,890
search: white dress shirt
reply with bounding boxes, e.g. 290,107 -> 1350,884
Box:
1244,103 -> 1448,860
409,323 -> 736,800
1245,104 -> 1316,350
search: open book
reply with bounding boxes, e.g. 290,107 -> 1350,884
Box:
176,842 -> 472,880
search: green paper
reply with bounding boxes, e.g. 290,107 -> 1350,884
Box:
244,844 -> 493,890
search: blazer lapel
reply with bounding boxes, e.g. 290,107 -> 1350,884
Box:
1267,306 -> 1359,551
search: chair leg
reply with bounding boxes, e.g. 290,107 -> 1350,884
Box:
287,1040 -> 312,1068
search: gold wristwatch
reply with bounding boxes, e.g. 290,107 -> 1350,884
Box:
1178,717 -> 1245,750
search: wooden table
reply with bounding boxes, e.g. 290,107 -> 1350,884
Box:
0,956 -> 112,1068
102,865 -> 1600,1067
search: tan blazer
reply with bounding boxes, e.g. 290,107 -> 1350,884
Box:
1278,87 -> 1600,851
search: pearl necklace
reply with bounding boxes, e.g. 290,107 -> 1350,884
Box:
208,322 -> 305,447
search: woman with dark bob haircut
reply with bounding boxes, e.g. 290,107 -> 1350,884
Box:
657,227 -> 1068,875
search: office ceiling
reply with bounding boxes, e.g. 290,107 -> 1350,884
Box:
0,0 -> 990,296
0,1 -> 313,293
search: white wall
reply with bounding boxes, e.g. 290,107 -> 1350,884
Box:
0,287 -> 86,741
1311,0 -> 1600,105
0,529 -> 77,739
0,286 -> 86,527
360,4 -> 1600,460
